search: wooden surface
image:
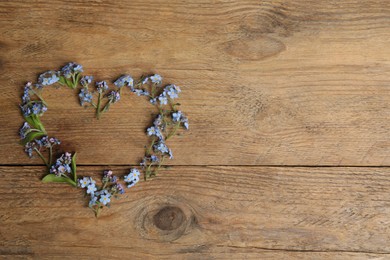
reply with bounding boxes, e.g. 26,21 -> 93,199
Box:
0,0 -> 389,259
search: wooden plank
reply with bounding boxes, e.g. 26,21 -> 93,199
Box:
0,0 -> 389,166
1,166 -> 390,258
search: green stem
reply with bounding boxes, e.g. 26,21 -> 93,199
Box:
154,156 -> 166,175
34,148 -> 49,169
49,145 -> 53,165
146,137 -> 157,156
168,98 -> 177,112
96,92 -> 102,119
30,90 -> 48,106
71,74 -> 76,89
166,122 -> 180,140
95,207 -> 102,218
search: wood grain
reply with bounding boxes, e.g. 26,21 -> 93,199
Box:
1,166 -> 390,259
0,0 -> 389,165
0,0 -> 389,258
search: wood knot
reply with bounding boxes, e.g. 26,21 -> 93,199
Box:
153,206 -> 185,231
135,196 -> 197,242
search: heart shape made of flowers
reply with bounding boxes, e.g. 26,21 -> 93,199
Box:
18,62 -> 189,217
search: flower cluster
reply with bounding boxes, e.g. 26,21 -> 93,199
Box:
126,74 -> 190,179
95,81 -> 108,93
24,136 -> 60,158
124,168 -> 140,188
80,76 -> 93,86
19,63 -> 189,217
50,152 -> 72,177
20,82 -> 48,117
114,75 -> 134,88
38,71 -> 59,86
79,88 -> 93,106
79,170 -> 125,217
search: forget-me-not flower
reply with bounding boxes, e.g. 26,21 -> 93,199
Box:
114,75 -> 134,88
79,177 -> 91,188
150,74 -> 162,84
95,81 -> 108,93
87,184 -> 97,195
38,71 -> 59,86
80,76 -> 93,86
100,194 -> 111,205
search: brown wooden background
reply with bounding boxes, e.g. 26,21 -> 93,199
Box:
0,0 -> 389,259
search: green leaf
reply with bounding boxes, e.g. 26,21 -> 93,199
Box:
32,115 -> 46,133
71,152 -> 77,182
64,78 -> 73,89
42,174 -> 77,187
21,131 -> 46,145
74,73 -> 81,88
58,76 -> 66,84
24,116 -> 35,127
24,115 -> 46,133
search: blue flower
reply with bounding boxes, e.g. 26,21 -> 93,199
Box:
168,149 -> 174,159
150,98 -> 157,105
79,88 -> 93,106
103,170 -> 119,183
142,77 -> 149,84
50,153 -> 72,177
172,111 -> 189,129
80,76 -> 93,86
20,105 -> 31,116
49,137 -> 61,145
35,136 -> 50,148
147,126 -> 156,136
89,196 -> 98,207
151,155 -> 159,162
22,82 -> 32,104
114,183 -> 125,194
89,177 -> 96,185
79,177 -> 91,188
172,111 -> 182,122
150,74 -> 162,84
158,92 -> 168,105
153,115 -> 163,127
99,194 -> 111,205
181,115 -> 189,130
133,89 -> 150,96
86,184 -> 97,195
154,141 -> 169,154
24,142 -> 35,158
19,122 -> 31,139
32,103 -> 41,114
107,91 -> 120,103
124,168 -> 140,188
38,71 -> 59,86
95,81 -> 108,93
61,62 -> 83,78
164,84 -> 181,99
114,75 -> 134,88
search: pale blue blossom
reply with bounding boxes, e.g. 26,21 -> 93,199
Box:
158,92 -> 168,105
99,194 -> 111,205
38,71 -> 59,86
164,84 -> 181,99
79,177 -> 91,188
172,111 -> 182,122
86,184 -> 97,195
150,74 -> 162,84
114,75 -> 134,88
154,141 -> 169,154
